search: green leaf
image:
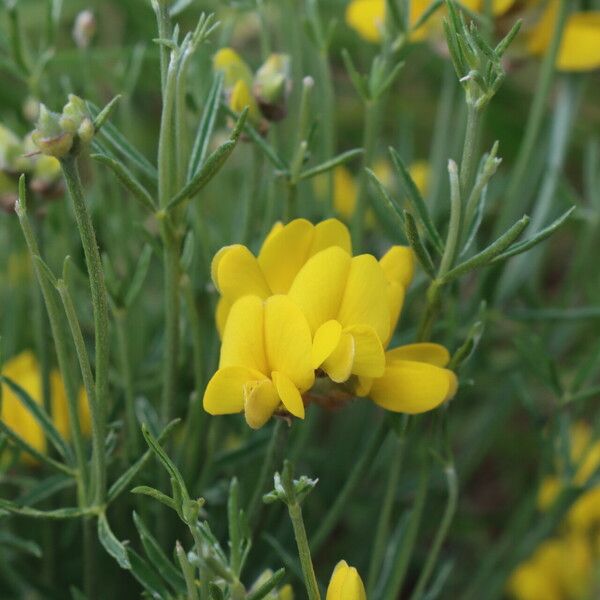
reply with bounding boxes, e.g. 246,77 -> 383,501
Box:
0,530 -> 42,558
167,108 -> 248,211
141,424 -> 188,496
133,512 -> 186,593
98,513 -> 131,569
298,148 -> 363,181
188,71 -> 224,180
107,419 -> 180,503
342,49 -> 369,101
0,498 -> 95,519
91,153 -> 156,214
491,206 -> 575,263
390,148 -> 444,254
441,216 -> 530,283
0,375 -> 71,463
87,101 -> 157,181
403,211 -> 436,279
247,568 -> 286,600
131,486 -> 177,511
125,244 -> 153,308
495,18 -> 522,58
92,95 -> 121,133
127,547 -> 172,599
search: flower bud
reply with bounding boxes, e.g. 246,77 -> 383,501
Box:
253,53 -> 291,122
326,561 -> 366,600
229,79 -> 262,126
32,95 -> 93,158
73,10 -> 96,49
213,48 -> 254,90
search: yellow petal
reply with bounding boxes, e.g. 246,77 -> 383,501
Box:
258,219 -> 314,293
355,376 -> 373,397
345,0 -> 385,43
309,218 -> 352,256
386,343 -> 451,367
263,221 -> 284,247
557,12 -> 600,72
323,332 -> 355,383
220,295 -> 268,374
337,254 -> 390,342
369,360 -> 457,414
347,325 -> 385,378
215,296 -> 232,338
380,246 -> 415,288
243,378 -> 280,429
385,281 -> 405,347
213,48 -> 254,88
326,560 -> 367,600
272,371 -> 305,419
204,366 -> 266,415
264,295 -> 315,391
312,320 -> 343,369
288,246 -> 351,333
214,245 -> 271,300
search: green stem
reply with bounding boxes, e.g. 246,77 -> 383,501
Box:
114,308 -> 139,458
409,462 -> 458,600
311,418 -> 388,553
351,99 -> 379,250
459,103 -> 480,197
382,454 -> 430,600
61,155 -> 110,504
16,190 -> 89,503
56,279 -> 106,508
438,160 -> 462,277
248,419 -> 286,527
494,0 -> 569,235
153,0 -> 171,92
288,501 -> 321,600
367,430 -> 407,594
83,517 -> 97,600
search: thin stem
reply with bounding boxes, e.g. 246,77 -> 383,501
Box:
351,99 -> 379,249
153,0 -> 171,92
311,418 -> 388,553
367,430 -> 407,595
114,308 -> 139,459
438,161 -> 462,277
459,103 -> 480,197
61,155 -> 110,504
248,419 -> 286,527
494,0 -> 569,235
16,190 -> 89,503
288,501 -> 321,600
56,279 -> 106,508
409,462 -> 458,600
382,454 -> 430,600
176,541 -> 199,600
83,517 -> 97,600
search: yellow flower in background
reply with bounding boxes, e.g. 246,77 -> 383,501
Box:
345,0 -> 515,44
204,295 -> 314,429
212,218 -> 351,335
326,560 -> 366,600
1,351 -> 90,459
508,533 -> 596,600
527,2 -> 600,72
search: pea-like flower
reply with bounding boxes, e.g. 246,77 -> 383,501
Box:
204,295 -> 315,429
1,351 -> 90,461
326,560 -> 366,600
211,218 -> 351,335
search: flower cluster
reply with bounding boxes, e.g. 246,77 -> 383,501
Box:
204,218 -> 457,429
508,423 -> 600,600
1,351 -> 90,460
346,0 -> 600,72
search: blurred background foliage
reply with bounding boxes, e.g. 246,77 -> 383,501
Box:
0,0 -> 599,598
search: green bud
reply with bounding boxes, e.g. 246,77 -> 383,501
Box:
253,53 -> 291,122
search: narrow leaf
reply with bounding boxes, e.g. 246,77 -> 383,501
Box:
92,95 -> 121,133
247,569 -> 286,600
131,486 -> 177,511
125,245 -> 153,308
98,513 -> 131,569
298,148 -> 363,181
92,153 -> 156,213
403,211 -> 436,279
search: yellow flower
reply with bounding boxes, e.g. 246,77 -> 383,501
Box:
326,560 -> 366,600
204,295 -> 315,429
212,218 -> 351,335
208,218 -> 457,427
528,2 -> 600,72
1,351 -> 90,460
345,0 -> 514,44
